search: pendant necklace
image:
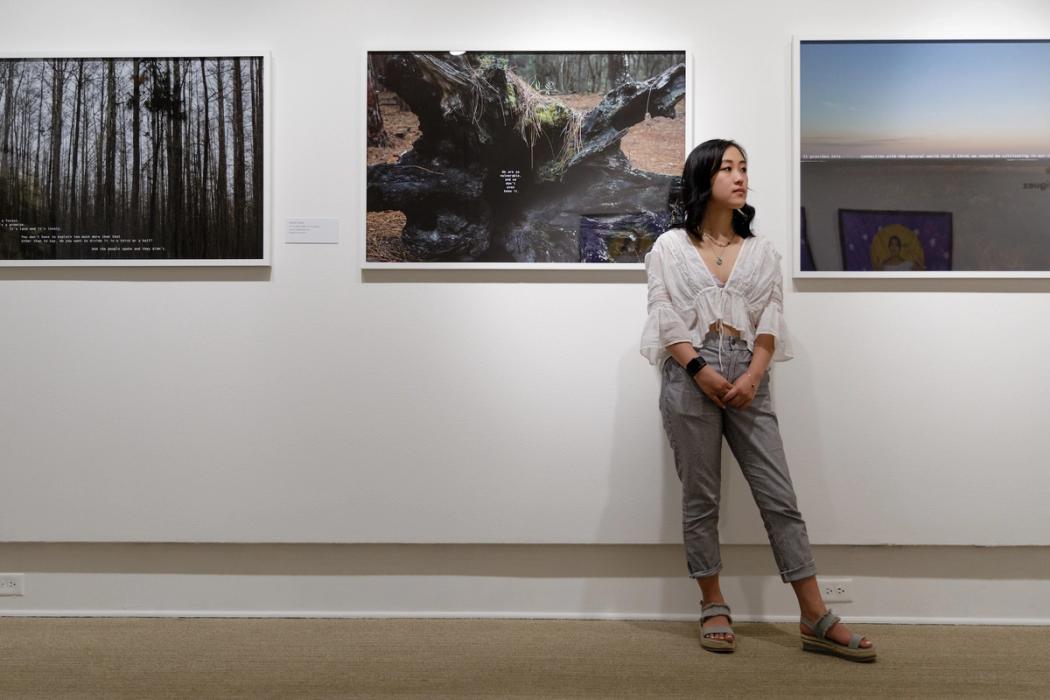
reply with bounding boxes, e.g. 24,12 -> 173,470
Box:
702,231 -> 734,266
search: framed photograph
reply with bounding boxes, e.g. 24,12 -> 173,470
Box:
364,51 -> 688,269
838,209 -> 953,272
0,53 -> 269,266
794,38 -> 1050,278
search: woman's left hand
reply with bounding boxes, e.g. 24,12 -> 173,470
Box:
722,372 -> 759,409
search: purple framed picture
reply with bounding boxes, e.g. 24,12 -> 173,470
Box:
838,209 -> 953,272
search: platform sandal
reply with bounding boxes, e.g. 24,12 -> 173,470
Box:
699,601 -> 736,653
800,609 -> 876,662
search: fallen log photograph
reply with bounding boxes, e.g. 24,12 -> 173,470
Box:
366,51 -> 686,265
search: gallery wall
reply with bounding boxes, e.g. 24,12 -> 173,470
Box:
1,0 -> 1049,547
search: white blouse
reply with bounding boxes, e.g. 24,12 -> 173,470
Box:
640,228 -> 793,366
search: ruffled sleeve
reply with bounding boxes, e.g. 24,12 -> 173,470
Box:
640,243 -> 692,365
755,246 -> 793,362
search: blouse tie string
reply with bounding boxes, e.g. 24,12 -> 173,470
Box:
714,284 -> 742,375
716,286 -> 726,373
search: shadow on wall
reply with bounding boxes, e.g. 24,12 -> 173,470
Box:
585,348 -> 682,615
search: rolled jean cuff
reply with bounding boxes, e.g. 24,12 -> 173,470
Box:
688,561 -> 723,579
779,560 -> 817,583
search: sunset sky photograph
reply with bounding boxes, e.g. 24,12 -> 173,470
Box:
800,40 -> 1050,157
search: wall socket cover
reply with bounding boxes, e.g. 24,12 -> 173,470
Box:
819,578 -> 852,603
0,574 -> 26,596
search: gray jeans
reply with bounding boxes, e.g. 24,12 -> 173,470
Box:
659,331 -> 817,583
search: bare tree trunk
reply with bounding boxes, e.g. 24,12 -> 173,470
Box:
18,82 -> 32,220
215,59 -> 228,254
104,59 -> 116,234
181,61 -> 193,255
199,58 -> 211,256
68,60 -> 83,232
79,70 -> 91,233
193,82 -> 203,255
33,66 -> 44,201
148,64 -> 160,239
48,60 -> 66,229
94,64 -> 105,233
119,78 -> 129,234
250,57 -> 262,252
2,61 -> 16,179
607,53 -> 630,89
131,58 -> 141,233
162,62 -> 172,248
165,59 -> 184,254
157,105 -> 166,242
231,57 -> 246,255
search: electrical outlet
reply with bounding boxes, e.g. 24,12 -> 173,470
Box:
819,578 -> 852,603
0,574 -> 25,596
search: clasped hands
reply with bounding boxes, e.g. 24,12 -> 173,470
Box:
694,366 -> 758,410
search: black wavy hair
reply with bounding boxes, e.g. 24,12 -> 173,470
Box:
679,139 -> 755,240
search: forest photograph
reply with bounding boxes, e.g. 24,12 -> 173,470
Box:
0,56 -> 264,263
366,51 -> 686,265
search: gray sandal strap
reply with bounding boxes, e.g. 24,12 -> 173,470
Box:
801,609 -> 870,652
814,612 -> 839,642
700,603 -> 733,623
800,609 -> 840,640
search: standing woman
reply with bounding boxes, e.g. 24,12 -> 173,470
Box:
640,139 -> 875,661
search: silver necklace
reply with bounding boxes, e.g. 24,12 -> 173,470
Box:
701,231 -> 735,266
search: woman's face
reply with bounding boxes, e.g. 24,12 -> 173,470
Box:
709,145 -> 748,210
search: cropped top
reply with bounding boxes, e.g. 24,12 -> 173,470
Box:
639,228 -> 793,367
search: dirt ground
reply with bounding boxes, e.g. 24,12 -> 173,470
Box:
366,91 -> 686,262
558,93 -> 686,175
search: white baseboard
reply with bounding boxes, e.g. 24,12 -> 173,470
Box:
1,543 -> 1048,624
3,610 -> 1049,626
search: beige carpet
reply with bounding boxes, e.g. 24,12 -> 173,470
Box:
1,618 -> 1047,698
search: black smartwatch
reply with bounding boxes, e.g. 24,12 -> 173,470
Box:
685,356 -> 706,378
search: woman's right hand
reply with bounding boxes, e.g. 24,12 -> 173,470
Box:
694,366 -> 733,409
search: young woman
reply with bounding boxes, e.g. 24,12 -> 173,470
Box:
640,139 -> 876,662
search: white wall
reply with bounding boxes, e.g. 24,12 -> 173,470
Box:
2,0 -> 1050,620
